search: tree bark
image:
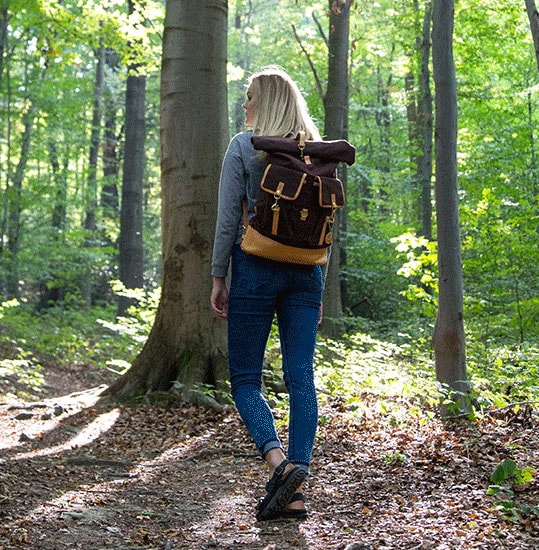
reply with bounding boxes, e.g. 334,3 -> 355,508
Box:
0,5 -> 8,87
321,0 -> 352,337
105,0 -> 229,406
525,0 -> 539,72
431,0 -> 468,414
6,102 -> 36,299
117,70 -> 146,317
419,1 -> 433,240
117,0 -> 147,318
81,43 -> 105,305
101,48 -> 120,214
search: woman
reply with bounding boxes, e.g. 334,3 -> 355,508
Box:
210,67 -> 323,521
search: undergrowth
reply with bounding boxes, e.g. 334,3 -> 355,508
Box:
0,296 -> 538,420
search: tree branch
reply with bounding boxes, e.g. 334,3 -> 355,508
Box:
291,23 -> 325,100
312,11 -> 328,46
485,400 -> 539,415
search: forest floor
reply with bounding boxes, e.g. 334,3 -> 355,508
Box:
0,359 -> 538,550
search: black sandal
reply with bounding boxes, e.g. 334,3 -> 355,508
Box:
281,493 -> 308,519
255,459 -> 306,521
281,492 -> 308,520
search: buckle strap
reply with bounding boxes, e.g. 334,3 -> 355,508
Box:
265,459 -> 291,493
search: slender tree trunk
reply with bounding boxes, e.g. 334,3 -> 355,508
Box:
431,0 -> 468,414
0,3 -> 11,271
105,0 -> 229,406
117,70 -> 146,317
375,64 -> 393,216
6,102 -> 36,298
101,48 -> 120,214
49,141 -> 68,231
419,1 -> 433,240
525,0 -> 539,71
528,93 -> 538,201
0,4 -> 8,86
405,70 -> 421,224
231,1 -> 254,134
82,43 -> 105,305
4,47 -> 37,298
321,0 -> 352,337
117,0 -> 147,318
525,0 -> 539,204
406,0 -> 433,239
37,139 -> 69,308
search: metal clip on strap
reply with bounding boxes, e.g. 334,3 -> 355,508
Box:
298,131 -> 306,159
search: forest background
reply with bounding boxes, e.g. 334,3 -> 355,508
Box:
0,0 -> 539,547
1,1 -> 538,431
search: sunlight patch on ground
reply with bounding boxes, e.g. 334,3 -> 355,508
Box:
6,425 -> 242,540
0,386 -> 107,452
11,408 -> 121,460
187,493 -> 262,547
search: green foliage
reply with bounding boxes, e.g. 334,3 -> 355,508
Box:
0,295 -> 150,398
466,340 -> 539,409
313,330 -> 438,422
461,188 -> 539,344
344,225 -> 410,323
0,358 -> 45,398
392,232 -> 438,317
490,459 -> 534,486
487,459 -> 538,524
260,312 -> 539,429
1,0 -> 539,409
100,280 -> 159,342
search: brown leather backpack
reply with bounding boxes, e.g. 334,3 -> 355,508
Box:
241,132 -> 355,265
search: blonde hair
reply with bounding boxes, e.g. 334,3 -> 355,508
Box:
247,66 -> 321,140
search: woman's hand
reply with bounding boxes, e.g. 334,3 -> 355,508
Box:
211,277 -> 229,320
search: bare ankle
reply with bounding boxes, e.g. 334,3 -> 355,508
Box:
265,448 -> 287,474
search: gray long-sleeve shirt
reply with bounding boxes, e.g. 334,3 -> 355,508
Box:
211,131 -> 265,278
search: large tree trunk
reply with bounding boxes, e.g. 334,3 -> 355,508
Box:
105,0 -> 229,406
431,0 -> 468,414
321,0 -> 352,337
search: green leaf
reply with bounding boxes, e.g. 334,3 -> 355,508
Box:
491,459 -> 517,484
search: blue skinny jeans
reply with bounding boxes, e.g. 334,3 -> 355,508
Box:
228,245 -> 323,473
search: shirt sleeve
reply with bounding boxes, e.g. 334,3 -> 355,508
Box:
211,134 -> 250,278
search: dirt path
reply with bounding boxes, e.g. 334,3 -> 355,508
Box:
0,368 -> 538,549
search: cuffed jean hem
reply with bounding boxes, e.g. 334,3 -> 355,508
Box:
260,441 -> 311,475
296,463 -> 310,475
260,440 -> 283,459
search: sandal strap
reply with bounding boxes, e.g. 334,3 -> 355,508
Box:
265,459 -> 291,493
274,459 -> 290,477
289,492 -> 305,503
